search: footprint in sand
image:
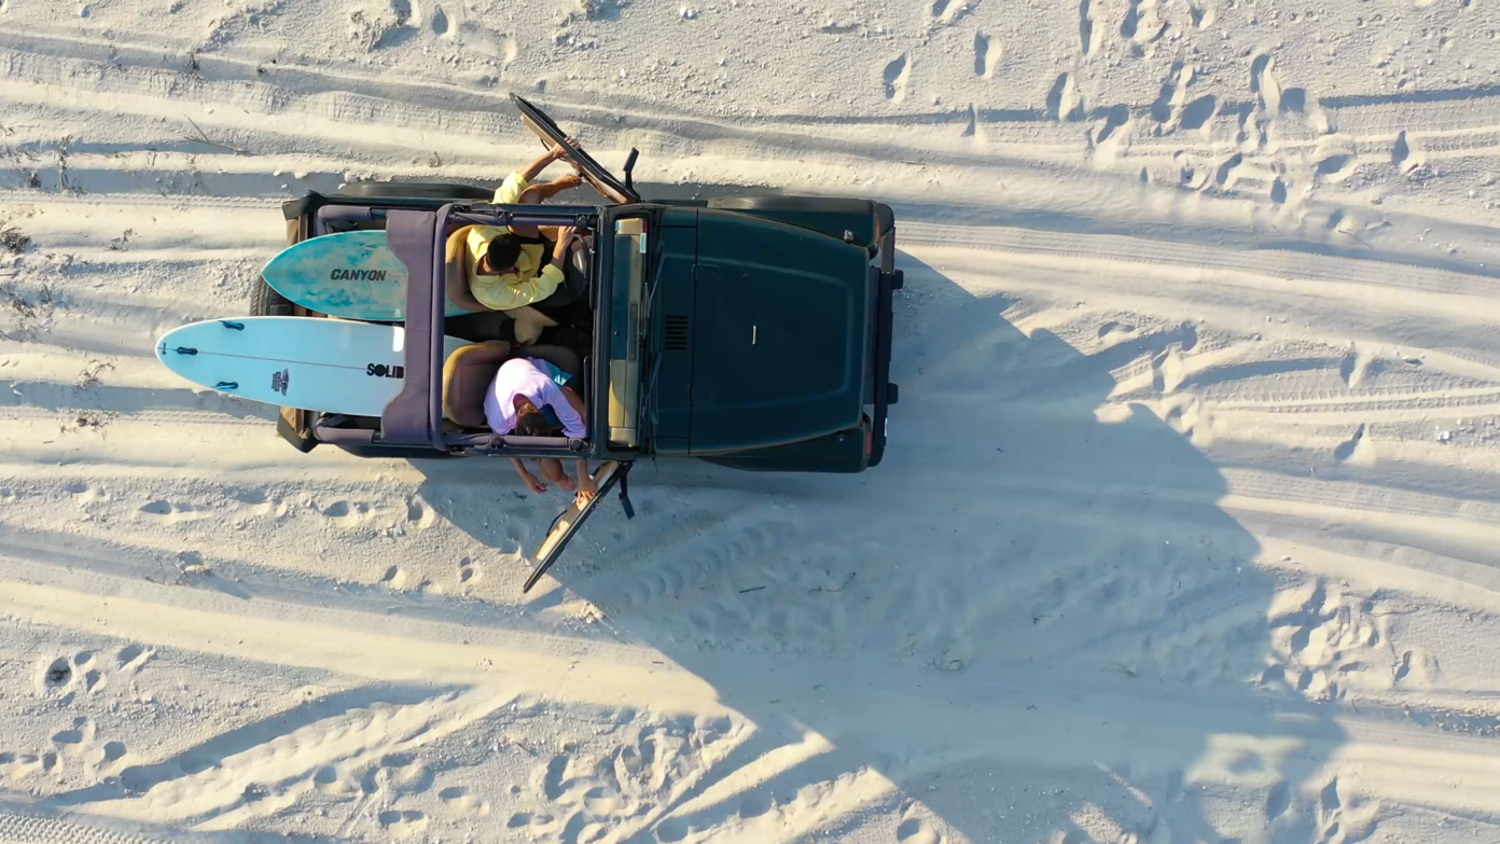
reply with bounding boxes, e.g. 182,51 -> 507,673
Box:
1149,62 -> 1196,128
1186,0 -> 1215,28
0,750 -> 57,778
1266,779 -> 1292,820
406,497 -> 437,529
1214,152 -> 1244,189
315,765 -> 361,796
117,643 -> 155,672
1094,103 -> 1130,146
138,499 -> 213,523
1392,130 -> 1412,170
896,816 -> 942,844
322,499 -> 375,520
1314,148 -> 1358,183
377,809 -> 428,838
1251,53 -> 1283,114
100,741 -> 125,764
439,784 -> 490,814
1333,423 -> 1369,464
1270,177 -> 1288,204
1047,72 -> 1084,121
1078,0 -> 1095,55
737,792 -> 773,819
232,488 -> 268,505
882,54 -> 909,102
973,32 -> 1000,78
1265,579 -> 1391,698
1180,94 -> 1217,131
43,657 -> 72,688
927,0 -> 968,27
1121,0 -> 1165,45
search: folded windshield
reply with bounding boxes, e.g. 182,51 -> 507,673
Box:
608,217 -> 646,447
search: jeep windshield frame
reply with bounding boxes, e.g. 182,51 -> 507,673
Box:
510,93 -> 641,205
595,204 -> 662,460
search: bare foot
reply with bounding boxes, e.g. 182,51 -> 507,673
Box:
557,476 -> 577,493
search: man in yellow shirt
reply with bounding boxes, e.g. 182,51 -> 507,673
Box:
443,142 -> 586,314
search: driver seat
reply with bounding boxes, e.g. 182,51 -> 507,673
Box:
442,341 -> 583,432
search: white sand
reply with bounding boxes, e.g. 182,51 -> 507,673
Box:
2,0 -> 1500,841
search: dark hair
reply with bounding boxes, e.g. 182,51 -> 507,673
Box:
485,235 -> 522,272
513,398 -> 560,437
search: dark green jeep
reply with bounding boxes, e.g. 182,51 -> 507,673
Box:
263,95 -> 901,582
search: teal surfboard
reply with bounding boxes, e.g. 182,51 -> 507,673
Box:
261,230 -> 480,321
155,317 -> 470,417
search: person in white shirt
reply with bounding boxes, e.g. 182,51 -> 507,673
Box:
485,355 -> 597,504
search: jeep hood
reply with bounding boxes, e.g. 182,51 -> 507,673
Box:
688,210 -> 872,454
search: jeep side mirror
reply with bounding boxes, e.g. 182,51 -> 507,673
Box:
623,148 -> 639,192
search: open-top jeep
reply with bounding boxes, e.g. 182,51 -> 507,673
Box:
262,95 -> 901,584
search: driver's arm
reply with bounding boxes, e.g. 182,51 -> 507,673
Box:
519,142 -> 570,182
444,225 -> 489,312
521,175 -> 583,204
549,227 -> 573,268
496,141 -> 577,205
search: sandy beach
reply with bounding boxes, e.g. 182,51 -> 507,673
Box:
2,0 -> 1500,841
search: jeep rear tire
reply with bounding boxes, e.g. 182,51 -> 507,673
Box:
250,278 -> 296,317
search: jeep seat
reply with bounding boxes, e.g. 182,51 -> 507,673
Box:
441,342 -> 582,432
442,341 -> 510,429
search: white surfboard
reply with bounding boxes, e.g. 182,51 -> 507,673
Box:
155,317 -> 469,417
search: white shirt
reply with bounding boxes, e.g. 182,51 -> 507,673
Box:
483,357 -> 586,439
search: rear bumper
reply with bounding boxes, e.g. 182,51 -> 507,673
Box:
868,203 -> 899,468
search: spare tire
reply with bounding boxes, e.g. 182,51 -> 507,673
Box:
337,181 -> 495,200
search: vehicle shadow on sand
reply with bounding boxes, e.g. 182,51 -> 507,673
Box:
415,251 -> 1349,843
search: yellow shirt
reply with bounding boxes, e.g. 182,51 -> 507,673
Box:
464,172 -> 563,310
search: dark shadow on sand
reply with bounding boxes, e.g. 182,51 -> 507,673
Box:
411,249 -> 1348,842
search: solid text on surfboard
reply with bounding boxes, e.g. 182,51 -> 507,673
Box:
331,269 -> 388,281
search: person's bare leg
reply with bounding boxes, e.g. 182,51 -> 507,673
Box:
539,458 -> 575,492
574,459 -> 597,505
